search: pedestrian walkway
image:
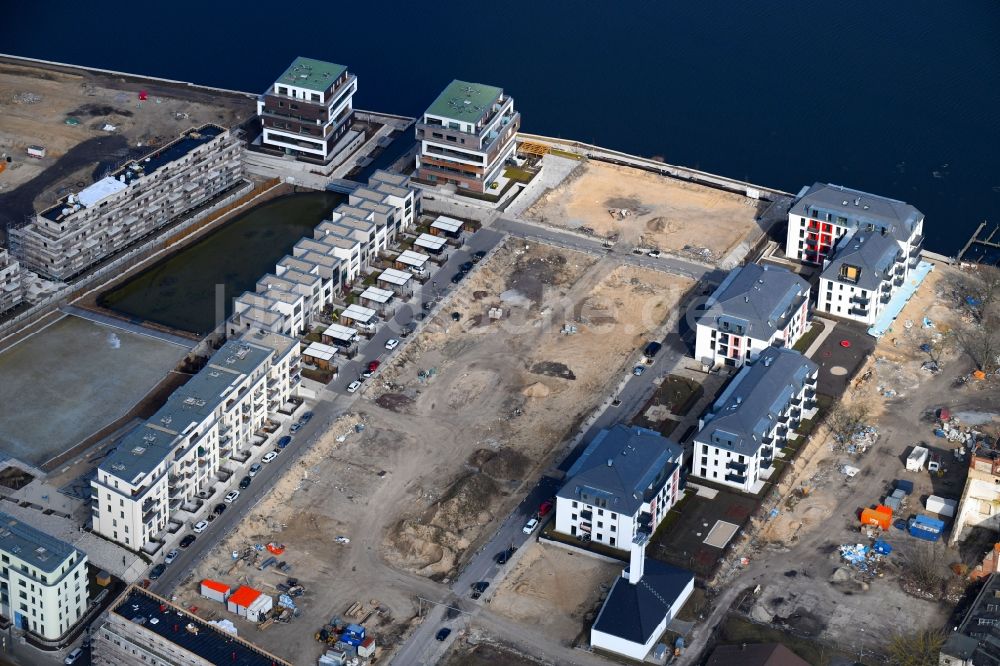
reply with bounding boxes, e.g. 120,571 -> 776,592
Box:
60,305 -> 196,348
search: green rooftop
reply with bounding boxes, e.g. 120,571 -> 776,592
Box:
425,79 -> 504,125
276,57 -> 347,93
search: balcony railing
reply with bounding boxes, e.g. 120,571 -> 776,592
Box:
725,473 -> 747,485
726,460 -> 747,473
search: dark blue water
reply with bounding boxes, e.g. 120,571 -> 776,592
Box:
3,1 -> 998,255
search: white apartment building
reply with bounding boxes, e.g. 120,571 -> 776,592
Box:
415,79 -> 520,193
0,249 -> 24,314
692,348 -> 818,494
9,125 -> 243,281
784,182 -> 924,267
555,425 -> 683,552
695,263 -> 810,369
91,332 -> 298,552
0,512 -> 89,640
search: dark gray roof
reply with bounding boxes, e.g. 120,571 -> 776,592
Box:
944,573 -> 1000,665
697,348 -> 817,455
0,511 -> 82,574
790,182 -> 923,237
706,643 -> 811,666
558,425 -> 682,517
698,264 -> 808,339
592,558 -> 693,645
820,228 -> 902,291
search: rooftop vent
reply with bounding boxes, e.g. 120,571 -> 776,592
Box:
607,458 -> 614,467
131,446 -> 146,456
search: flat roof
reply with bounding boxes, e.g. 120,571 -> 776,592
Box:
360,286 -> 394,303
78,176 -> 127,208
0,511 -> 81,573
275,56 -> 347,93
396,250 -> 429,266
341,304 -> 376,323
414,233 -> 447,250
431,216 -> 463,233
426,79 -> 503,125
302,342 -> 337,362
378,268 -> 413,285
324,323 -> 358,341
111,586 -> 292,666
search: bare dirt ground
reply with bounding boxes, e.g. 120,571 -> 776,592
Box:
0,61 -> 253,233
522,160 -> 762,263
489,543 -> 620,644
441,631 -> 552,666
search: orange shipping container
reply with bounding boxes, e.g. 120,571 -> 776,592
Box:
875,504 -> 894,519
860,508 -> 891,530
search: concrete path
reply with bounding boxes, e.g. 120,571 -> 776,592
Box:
60,305 -> 196,348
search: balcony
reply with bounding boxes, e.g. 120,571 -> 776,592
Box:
580,510 -> 593,521
760,446 -> 774,459
893,276 -> 904,288
850,294 -> 870,305
880,293 -> 892,304
725,473 -> 747,485
726,460 -> 747,473
848,307 -> 868,317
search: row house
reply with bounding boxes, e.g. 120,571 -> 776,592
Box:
555,425 -> 684,552
0,249 -> 24,314
694,263 -> 810,369
415,79 -> 520,193
91,333 -> 298,552
10,125 -> 243,281
692,348 -> 818,493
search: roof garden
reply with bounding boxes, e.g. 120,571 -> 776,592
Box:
275,57 -> 347,93
425,79 -> 504,125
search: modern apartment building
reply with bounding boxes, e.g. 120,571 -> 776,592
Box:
415,79 -> 519,193
0,511 -> 89,640
91,332 -> 299,552
228,171 -> 419,338
784,182 -> 923,267
256,57 -> 357,163
9,125 -> 243,281
695,263 -> 810,369
692,348 -> 818,493
92,585 -> 292,666
0,249 -> 24,313
555,425 -> 683,552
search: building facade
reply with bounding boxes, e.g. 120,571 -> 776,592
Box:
555,425 -> 683,551
91,333 -> 298,552
784,182 -> 923,267
692,348 -> 818,493
939,573 -> 1000,666
256,57 -> 357,163
415,79 -> 519,193
93,585 -> 292,666
0,512 -> 89,640
695,263 -> 810,369
0,249 -> 24,314
9,125 -> 243,281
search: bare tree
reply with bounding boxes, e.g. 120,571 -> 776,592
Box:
902,541 -> 947,592
886,629 -> 946,666
826,403 -> 871,444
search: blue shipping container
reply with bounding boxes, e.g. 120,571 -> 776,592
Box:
345,623 -> 365,638
909,515 -> 945,542
894,480 -> 914,495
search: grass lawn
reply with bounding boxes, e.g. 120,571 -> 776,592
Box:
793,319 -> 826,353
503,166 -> 537,183
660,375 -> 704,416
549,148 -> 584,160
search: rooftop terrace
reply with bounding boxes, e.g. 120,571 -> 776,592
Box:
425,79 -> 504,125
274,56 -> 347,93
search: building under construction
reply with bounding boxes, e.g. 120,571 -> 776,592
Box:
0,248 -> 23,313
8,125 -> 244,282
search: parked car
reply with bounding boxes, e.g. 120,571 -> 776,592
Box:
277,435 -> 292,449
368,360 -> 380,373
538,500 -> 554,518
460,261 -> 474,272
451,312 -> 461,321
471,581 -> 490,594
224,490 -> 240,503
301,411 -> 314,423
149,563 -> 166,579
212,503 -> 226,516
633,365 -> 646,376
522,518 -> 539,534
494,546 -> 517,565
289,423 -> 301,433
473,250 -> 487,262
416,312 -> 426,321
648,249 -> 661,258
164,549 -> 179,565
179,534 -> 196,548
347,380 -> 362,393
262,451 -> 279,464
193,520 -> 209,534
248,463 -> 262,477
239,475 -> 252,489
385,338 -> 399,351
643,341 -> 663,359
435,628 -> 452,641
64,648 -> 84,664
335,536 -> 351,544
423,301 -> 434,311
450,272 -> 465,284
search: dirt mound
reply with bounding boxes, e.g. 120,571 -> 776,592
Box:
472,290 -> 490,300
430,473 -> 501,531
521,381 -> 551,398
530,361 -> 576,380
67,104 -> 135,118
385,520 -> 462,579
375,393 -> 414,412
469,448 -> 531,482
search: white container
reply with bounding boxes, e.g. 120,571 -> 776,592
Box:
925,495 -> 957,518
906,446 -> 929,471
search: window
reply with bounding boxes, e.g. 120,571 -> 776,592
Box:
597,521 -> 603,529
610,525 -> 616,532
610,537 -> 616,546
572,501 -> 578,508
597,509 -> 604,516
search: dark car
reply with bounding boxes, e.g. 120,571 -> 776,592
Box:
643,341 -> 663,358
179,534 -> 196,548
213,503 -> 227,516
149,563 -> 166,580
423,301 -> 434,311
277,435 -> 292,449
450,272 -> 466,284
494,546 -> 517,565
301,411 -> 314,423
239,475 -> 252,489
451,312 -> 461,321
460,261 -> 474,272
470,581 -> 489,598
473,250 -> 487,263
435,628 -> 452,641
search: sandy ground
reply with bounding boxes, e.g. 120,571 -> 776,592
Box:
0,61 -> 252,200
441,631 -> 552,666
489,543 -> 620,644
523,160 -> 762,263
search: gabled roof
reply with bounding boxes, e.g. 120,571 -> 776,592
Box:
790,182 -> 923,238
699,264 -> 808,339
697,348 -> 817,456
592,558 -> 693,644
558,425 -> 682,517
820,228 -> 901,291
706,643 -> 811,666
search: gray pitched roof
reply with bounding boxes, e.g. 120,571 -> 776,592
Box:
0,511 -> 82,573
558,425 -> 682,517
592,558 -> 693,644
790,182 -> 922,238
697,348 -> 817,456
699,264 -> 808,339
820,228 -> 902,291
